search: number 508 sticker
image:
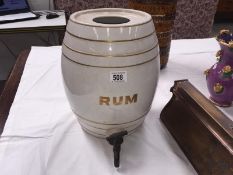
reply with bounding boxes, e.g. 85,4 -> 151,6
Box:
110,71 -> 127,83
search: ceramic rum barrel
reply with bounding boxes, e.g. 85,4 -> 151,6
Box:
61,8 -> 160,138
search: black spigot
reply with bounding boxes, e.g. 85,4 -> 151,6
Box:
106,130 -> 128,168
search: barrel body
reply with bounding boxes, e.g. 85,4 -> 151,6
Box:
61,8 -> 160,138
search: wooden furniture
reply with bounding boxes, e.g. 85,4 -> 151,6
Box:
0,50 -> 30,134
161,80 -> 233,175
215,0 -> 233,22
0,80 -> 5,95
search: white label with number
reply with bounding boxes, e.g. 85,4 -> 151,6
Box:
110,71 -> 127,83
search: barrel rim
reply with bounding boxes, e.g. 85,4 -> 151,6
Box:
69,8 -> 152,28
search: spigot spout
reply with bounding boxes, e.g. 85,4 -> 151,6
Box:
106,130 -> 128,168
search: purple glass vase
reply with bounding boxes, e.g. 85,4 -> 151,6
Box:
205,30 -> 233,107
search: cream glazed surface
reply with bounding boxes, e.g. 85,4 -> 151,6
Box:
61,8 -> 160,137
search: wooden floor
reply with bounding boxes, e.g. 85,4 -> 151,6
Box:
0,80 -> 5,95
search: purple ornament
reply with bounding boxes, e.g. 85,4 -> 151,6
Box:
205,29 -> 233,107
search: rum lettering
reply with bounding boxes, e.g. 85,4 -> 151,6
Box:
99,94 -> 138,106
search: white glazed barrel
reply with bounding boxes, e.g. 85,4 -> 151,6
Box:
61,8 -> 160,138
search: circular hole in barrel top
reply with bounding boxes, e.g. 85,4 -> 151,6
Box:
93,16 -> 130,24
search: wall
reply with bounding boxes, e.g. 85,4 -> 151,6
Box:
27,0 -> 54,10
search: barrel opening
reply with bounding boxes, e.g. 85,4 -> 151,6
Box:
93,16 -> 130,24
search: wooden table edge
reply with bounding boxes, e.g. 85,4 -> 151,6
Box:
0,49 -> 30,135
